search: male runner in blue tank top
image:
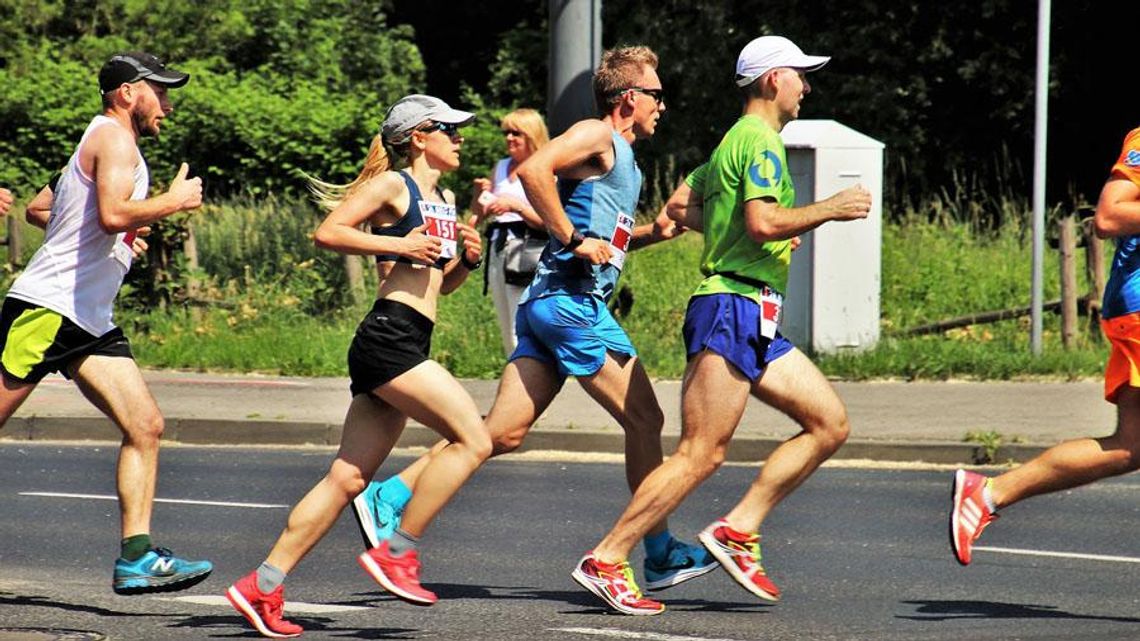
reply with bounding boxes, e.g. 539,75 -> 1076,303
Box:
351,46 -> 715,606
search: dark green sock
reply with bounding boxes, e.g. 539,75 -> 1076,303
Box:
120,534 -> 153,561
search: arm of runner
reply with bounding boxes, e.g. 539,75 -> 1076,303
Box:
313,171 -> 442,265
92,128 -> 202,233
1093,177 -> 1140,238
24,184 -> 52,229
743,184 -> 871,243
518,119 -> 613,265
665,176 -> 704,232
629,206 -> 686,251
442,221 -> 483,294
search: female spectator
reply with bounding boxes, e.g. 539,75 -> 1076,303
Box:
470,108 -> 550,356
225,94 -> 490,639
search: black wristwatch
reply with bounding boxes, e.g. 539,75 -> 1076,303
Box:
460,252 -> 482,270
564,229 -> 586,252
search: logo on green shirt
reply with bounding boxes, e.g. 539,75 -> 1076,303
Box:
748,150 -> 783,188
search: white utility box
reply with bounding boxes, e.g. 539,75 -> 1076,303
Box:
780,120 -> 884,353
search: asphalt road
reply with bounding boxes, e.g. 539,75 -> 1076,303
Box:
1,443 -> 1138,641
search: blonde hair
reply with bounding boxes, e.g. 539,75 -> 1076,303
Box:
307,134 -> 405,211
593,45 -> 659,112
500,108 -> 549,155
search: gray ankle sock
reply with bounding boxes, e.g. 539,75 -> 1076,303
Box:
256,561 -> 286,594
388,528 -> 419,556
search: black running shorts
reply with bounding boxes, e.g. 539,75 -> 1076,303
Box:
347,299 -> 434,397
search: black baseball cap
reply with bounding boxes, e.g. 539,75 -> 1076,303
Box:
98,52 -> 190,94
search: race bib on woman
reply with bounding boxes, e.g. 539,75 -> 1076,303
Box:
419,201 -> 457,259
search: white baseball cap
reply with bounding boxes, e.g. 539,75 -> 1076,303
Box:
382,94 -> 475,144
734,36 -> 830,88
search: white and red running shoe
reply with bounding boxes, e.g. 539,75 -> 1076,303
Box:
358,540 -> 437,605
950,468 -> 999,566
698,519 -> 780,602
571,552 -> 665,616
225,571 -> 303,639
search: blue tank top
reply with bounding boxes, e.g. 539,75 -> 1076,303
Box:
1103,234 -> 1140,318
373,171 -> 453,270
520,131 -> 642,304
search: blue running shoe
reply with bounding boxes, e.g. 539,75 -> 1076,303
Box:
643,537 -> 719,592
351,480 -> 404,549
112,547 -> 212,595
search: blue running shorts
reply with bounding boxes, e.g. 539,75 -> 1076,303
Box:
510,294 -> 636,377
682,293 -> 794,381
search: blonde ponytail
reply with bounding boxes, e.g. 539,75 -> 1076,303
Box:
307,134 -> 396,211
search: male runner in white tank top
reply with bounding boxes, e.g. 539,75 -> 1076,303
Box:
0,51 -> 213,594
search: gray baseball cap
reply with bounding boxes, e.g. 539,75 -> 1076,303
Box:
382,94 -> 475,144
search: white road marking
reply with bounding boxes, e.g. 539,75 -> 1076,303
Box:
161,595 -> 368,613
19,491 -> 287,509
974,546 -> 1140,564
551,628 -> 745,641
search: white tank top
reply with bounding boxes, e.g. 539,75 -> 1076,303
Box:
490,157 -> 530,225
7,116 -> 149,336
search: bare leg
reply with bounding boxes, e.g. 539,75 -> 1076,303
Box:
267,394 -> 404,573
376,361 -> 491,536
990,386 -> 1140,507
724,348 -> 849,532
70,355 -> 166,538
593,351 -> 750,562
0,374 -> 38,428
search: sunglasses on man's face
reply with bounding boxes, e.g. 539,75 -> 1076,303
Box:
627,87 -> 665,105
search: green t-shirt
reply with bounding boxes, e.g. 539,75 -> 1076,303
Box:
685,115 -> 796,300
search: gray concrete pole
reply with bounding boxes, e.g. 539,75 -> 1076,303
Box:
548,0 -> 601,136
1030,0 -> 1051,355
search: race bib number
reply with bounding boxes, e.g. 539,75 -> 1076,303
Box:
608,212 -> 634,271
419,201 -> 457,260
111,230 -> 136,269
759,286 -> 784,340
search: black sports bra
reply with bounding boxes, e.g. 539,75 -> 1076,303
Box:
372,171 -> 454,270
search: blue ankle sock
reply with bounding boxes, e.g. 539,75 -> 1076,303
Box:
643,530 -> 672,563
379,476 -> 413,511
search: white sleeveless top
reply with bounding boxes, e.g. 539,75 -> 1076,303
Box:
7,116 -> 149,336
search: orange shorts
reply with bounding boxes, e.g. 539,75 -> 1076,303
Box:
1102,311 -> 1140,403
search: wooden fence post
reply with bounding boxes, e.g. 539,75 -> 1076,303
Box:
6,215 -> 22,267
344,254 -> 365,306
1058,213 -> 1078,349
1085,221 -> 1106,339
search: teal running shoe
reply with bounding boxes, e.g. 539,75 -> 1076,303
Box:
112,547 -> 212,595
351,480 -> 404,549
643,537 -> 719,592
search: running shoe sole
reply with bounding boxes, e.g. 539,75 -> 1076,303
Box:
950,468 -> 971,566
112,567 -> 212,595
570,565 -> 664,616
357,551 -> 435,606
225,585 -> 302,639
351,491 -> 381,549
644,560 -> 720,592
698,529 -> 779,602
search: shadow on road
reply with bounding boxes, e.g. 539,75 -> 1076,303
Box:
172,614 -> 418,639
899,600 -> 1140,624
0,592 -> 166,618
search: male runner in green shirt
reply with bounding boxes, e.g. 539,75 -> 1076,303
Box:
573,35 -> 872,615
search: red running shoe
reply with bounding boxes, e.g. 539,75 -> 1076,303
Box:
950,469 -> 998,565
698,519 -> 780,601
225,571 -> 303,639
357,540 -> 437,605
570,552 -> 665,616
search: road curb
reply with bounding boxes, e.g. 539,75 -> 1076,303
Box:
1,416 -> 1050,465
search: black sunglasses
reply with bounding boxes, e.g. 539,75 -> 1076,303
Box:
625,87 -> 665,105
501,128 -> 524,137
419,122 -> 462,137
